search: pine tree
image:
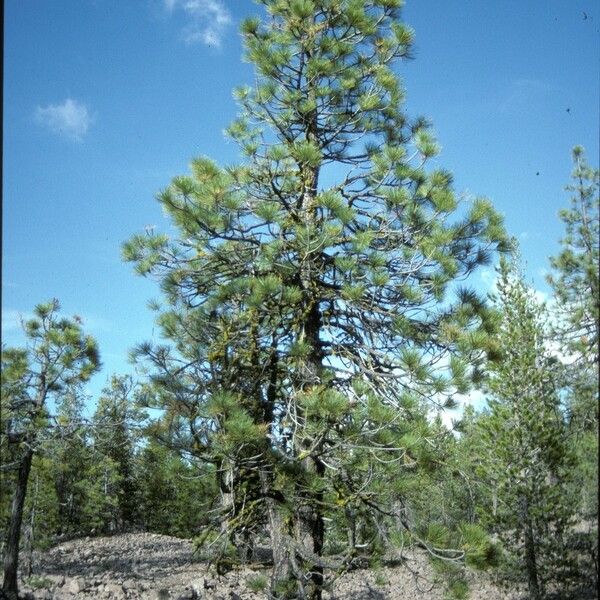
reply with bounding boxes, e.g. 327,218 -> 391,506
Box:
91,375 -> 146,531
1,300 -> 99,600
547,146 -> 599,372
547,146 -> 599,584
479,258 -> 577,599
135,438 -> 218,538
123,2 -> 509,597
50,386 -> 93,536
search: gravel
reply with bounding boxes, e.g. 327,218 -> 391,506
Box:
17,532 -> 525,599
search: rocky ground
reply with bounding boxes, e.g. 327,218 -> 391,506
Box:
16,532 -> 526,599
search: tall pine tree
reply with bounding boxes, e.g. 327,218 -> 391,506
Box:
124,2 -> 509,597
479,258 -> 577,600
1,300 -> 99,600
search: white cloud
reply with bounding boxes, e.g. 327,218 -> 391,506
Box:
35,98 -> 93,141
166,0 -> 232,47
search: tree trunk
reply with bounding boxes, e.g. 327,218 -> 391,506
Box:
346,506 -> 356,550
522,498 -> 541,600
264,483 -> 292,596
2,447 -> 34,600
219,461 -> 235,539
293,453 -> 325,600
23,474 -> 39,579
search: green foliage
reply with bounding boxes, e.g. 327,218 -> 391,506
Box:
247,574 -> 269,592
547,146 -> 599,366
458,523 -> 500,570
136,440 -> 217,538
24,575 -> 53,590
546,146 -> 599,591
445,578 -> 469,600
476,257 -> 578,598
123,2 -> 509,597
92,375 -> 147,528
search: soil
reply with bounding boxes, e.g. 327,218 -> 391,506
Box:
15,532 -> 527,599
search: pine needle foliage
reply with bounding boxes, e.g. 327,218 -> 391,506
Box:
123,2 -> 509,598
479,258 -> 578,600
1,299 -> 100,599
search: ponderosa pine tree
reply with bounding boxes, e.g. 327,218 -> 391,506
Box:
547,146 -> 599,371
547,146 -> 599,439
547,147 -> 599,583
124,2 -> 509,597
0,300 -> 99,600
479,258 -> 577,600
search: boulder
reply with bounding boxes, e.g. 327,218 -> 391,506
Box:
65,577 -> 86,595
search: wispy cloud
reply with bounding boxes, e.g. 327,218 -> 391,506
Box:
166,0 -> 232,47
35,98 -> 93,141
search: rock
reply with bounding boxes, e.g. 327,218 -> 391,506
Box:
51,592 -> 75,600
122,579 -> 137,591
175,589 -> 197,600
203,578 -> 217,590
229,593 -> 242,600
65,577 -> 86,595
104,583 -> 126,598
151,589 -> 171,600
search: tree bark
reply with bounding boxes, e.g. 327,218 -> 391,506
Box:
2,447 -> 34,600
264,481 -> 292,596
522,498 -> 541,600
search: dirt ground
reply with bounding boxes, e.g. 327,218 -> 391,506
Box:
15,532 -> 530,599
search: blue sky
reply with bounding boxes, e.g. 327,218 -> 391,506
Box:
3,0 -> 599,405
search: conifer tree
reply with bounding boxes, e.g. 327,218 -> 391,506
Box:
91,375 -> 146,530
50,386 -> 92,536
124,2 -> 508,597
547,146 -> 599,372
136,439 -> 218,538
479,258 -> 577,600
547,146 -> 599,576
1,300 -> 99,600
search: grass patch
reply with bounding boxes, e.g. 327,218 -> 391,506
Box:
25,575 -> 54,590
247,573 -> 268,592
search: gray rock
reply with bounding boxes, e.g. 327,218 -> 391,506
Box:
65,577 -> 85,595
51,591 -> 75,600
45,574 -> 65,588
104,583 -> 126,598
122,579 -> 137,591
203,578 -> 217,590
